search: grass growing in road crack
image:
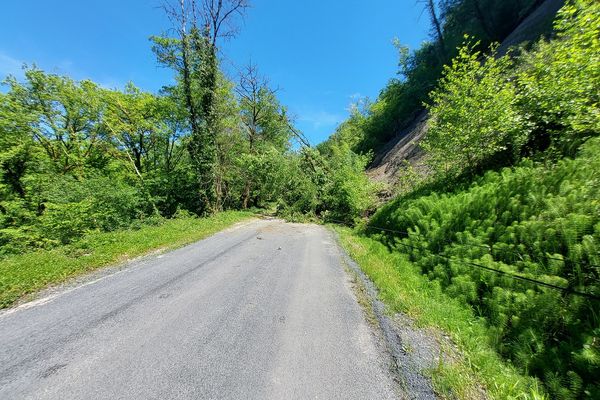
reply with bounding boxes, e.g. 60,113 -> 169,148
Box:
0,211 -> 255,309
333,226 -> 546,400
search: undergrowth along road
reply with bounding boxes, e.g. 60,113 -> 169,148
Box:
0,211 -> 254,309
334,226 -> 547,399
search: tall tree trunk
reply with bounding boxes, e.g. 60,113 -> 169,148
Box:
425,0 -> 446,61
242,181 -> 251,209
165,0 -> 249,213
197,27 -> 220,212
178,1 -> 210,213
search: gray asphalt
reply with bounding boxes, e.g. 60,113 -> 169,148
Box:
0,219 -> 402,399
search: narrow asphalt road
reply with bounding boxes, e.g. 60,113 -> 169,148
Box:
0,219 -> 402,399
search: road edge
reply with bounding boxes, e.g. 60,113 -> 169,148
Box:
329,227 -> 438,400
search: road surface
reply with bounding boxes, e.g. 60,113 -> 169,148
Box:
0,219 -> 403,399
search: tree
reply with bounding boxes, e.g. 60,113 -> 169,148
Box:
104,84 -> 161,177
236,63 -> 292,208
517,0 -> 600,156
421,0 -> 446,61
423,41 -> 525,176
103,83 -> 178,213
0,90 -> 35,200
4,68 -> 108,176
153,0 -> 249,213
319,142 -> 376,224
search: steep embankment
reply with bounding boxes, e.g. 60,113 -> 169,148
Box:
367,136 -> 600,398
367,0 -> 565,187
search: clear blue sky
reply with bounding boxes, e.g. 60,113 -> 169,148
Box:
0,1 -> 430,144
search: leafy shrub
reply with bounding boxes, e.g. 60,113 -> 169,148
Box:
277,149 -> 322,217
517,0 -> 600,156
0,174 -> 148,251
276,142 -> 376,224
424,40 -> 526,176
38,175 -> 146,242
320,142 -> 377,224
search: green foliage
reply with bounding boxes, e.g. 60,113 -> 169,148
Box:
0,69 -> 186,254
277,143 -> 377,224
4,69 -> 109,175
336,0 -> 546,157
424,40 -> 526,176
277,149 -> 322,217
151,29 -> 220,212
336,226 -> 546,399
39,175 -> 146,240
421,0 -> 599,174
369,137 -> 600,398
361,4 -> 600,396
233,65 -> 296,210
319,142 -> 377,224
0,62 -> 301,255
236,148 -> 290,207
517,0 -> 600,156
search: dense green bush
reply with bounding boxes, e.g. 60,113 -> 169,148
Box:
517,0 -> 600,156
0,173 -> 150,254
38,176 -> 148,241
277,143 -> 376,224
424,40 -> 526,176
277,149 -> 323,217
319,142 -> 377,224
370,136 -> 600,398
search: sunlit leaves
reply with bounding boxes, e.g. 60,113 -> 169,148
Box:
423,40 -> 525,176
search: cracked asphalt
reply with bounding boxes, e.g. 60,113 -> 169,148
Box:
0,219 -> 403,399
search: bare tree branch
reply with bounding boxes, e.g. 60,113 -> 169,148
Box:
194,0 -> 250,47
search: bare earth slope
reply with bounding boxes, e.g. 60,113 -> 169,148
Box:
0,219 -> 414,400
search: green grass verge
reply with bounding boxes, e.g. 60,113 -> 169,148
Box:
333,226 -> 547,400
0,211 -> 255,309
